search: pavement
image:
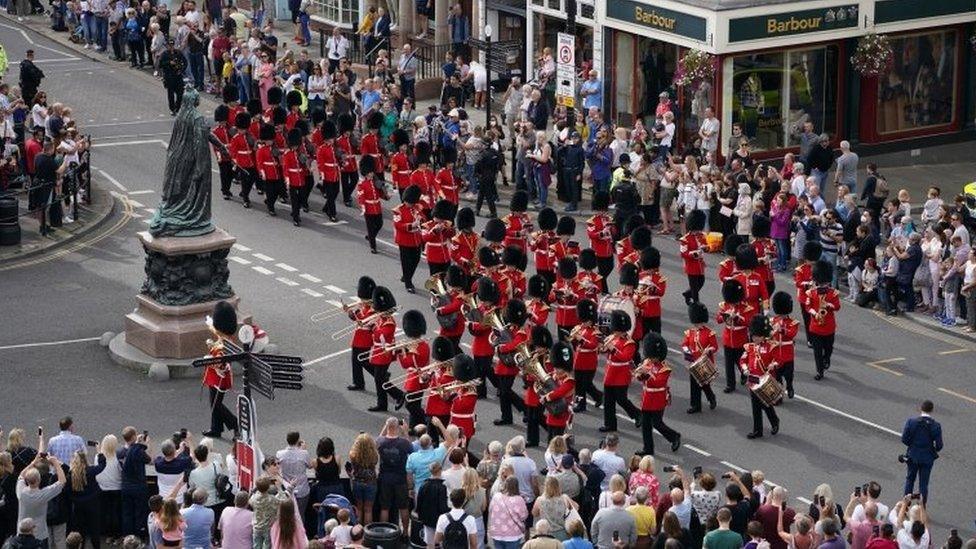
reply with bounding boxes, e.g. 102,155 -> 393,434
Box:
3,14 -> 976,541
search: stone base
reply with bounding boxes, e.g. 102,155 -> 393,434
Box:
124,294 -> 253,359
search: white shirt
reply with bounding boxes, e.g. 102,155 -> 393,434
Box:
896,526 -> 929,549
790,174 -> 807,198
435,508 -> 478,539
31,104 -> 47,130
184,8 -> 201,26
326,35 -> 349,60
442,466 -> 466,495
307,74 -> 328,100
965,261 -> 976,285
851,502 -> 890,524
591,449 -> 625,491
661,122 -> 675,147
95,455 -> 123,491
700,117 -> 720,152
58,138 -> 80,165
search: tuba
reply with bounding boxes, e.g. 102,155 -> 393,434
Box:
425,273 -> 459,329
523,351 -> 566,416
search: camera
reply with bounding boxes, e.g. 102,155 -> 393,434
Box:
662,465 -> 675,473
693,466 -> 702,478
897,454 -> 909,464
721,472 -> 732,480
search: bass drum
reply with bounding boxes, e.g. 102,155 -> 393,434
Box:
596,296 -> 636,334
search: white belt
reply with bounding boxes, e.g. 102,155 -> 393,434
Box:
642,387 -> 666,393
321,162 -> 337,167
556,304 -> 575,310
452,413 -> 475,419
607,361 -> 630,368
364,199 -> 380,205
396,170 -> 411,175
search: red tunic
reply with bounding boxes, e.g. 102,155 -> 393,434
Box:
613,288 -> 643,342
503,212 -> 532,252
425,370 -> 455,416
349,302 -> 375,348
717,258 -> 737,284
526,299 -> 550,328
450,231 -> 480,274
273,129 -> 286,150
229,132 -> 254,169
500,266 -> 527,300
637,270 -> 666,318
359,132 -> 384,172
638,360 -> 672,411
544,375 -> 576,428
316,142 -> 340,183
285,111 -> 301,131
530,231 -> 556,273
681,326 -> 718,364
399,340 -> 431,393
409,169 -> 437,209
571,323 -> 600,372
753,238 -> 777,283
602,334 -> 636,387
731,270 -> 768,319
549,278 -> 581,327
715,302 -> 750,349
740,341 -> 778,385
248,120 -> 261,140
523,357 -> 551,407
434,167 -> 459,204
202,344 -> 233,391
435,290 -> 466,338
614,237 -> 634,267
549,240 -> 580,266
255,144 -> 280,181
393,203 -> 423,247
211,125 -> 232,163
281,149 -> 307,188
575,271 -> 602,303
337,135 -> 358,173
390,152 -> 412,190
422,220 -> 455,265
368,315 -> 397,368
586,213 -> 616,258
794,263 -> 814,309
467,303 -> 495,358
450,390 -> 478,439
356,178 -> 384,215
804,287 -> 840,336
227,105 -> 244,128
679,232 -> 707,276
494,326 -> 528,376
770,316 -> 799,364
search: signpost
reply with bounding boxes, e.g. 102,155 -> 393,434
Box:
556,32 -> 576,109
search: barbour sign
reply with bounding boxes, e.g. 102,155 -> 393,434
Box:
605,0 -> 708,42
728,4 -> 859,42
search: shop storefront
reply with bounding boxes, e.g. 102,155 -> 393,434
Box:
525,0 -> 599,84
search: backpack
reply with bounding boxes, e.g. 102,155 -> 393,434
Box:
872,176 -> 889,200
442,512 -> 469,549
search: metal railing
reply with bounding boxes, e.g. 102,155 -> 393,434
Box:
0,146 -> 92,235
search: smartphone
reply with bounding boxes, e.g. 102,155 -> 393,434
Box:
179,428 -> 188,440
818,496 -> 825,507
854,486 -> 861,497
86,440 -> 98,447
142,430 -> 149,439
37,426 -> 43,436
872,525 -> 880,537
612,531 -> 620,543
662,465 -> 675,473
693,466 -> 702,479
721,473 -> 732,480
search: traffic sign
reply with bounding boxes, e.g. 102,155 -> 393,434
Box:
235,440 -> 256,491
556,33 -> 576,108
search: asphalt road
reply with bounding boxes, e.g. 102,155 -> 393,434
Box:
0,19 -> 974,540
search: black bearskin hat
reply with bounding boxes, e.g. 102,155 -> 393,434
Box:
221,85 -> 239,104
812,260 -> 833,285
577,299 -> 597,323
688,302 -> 709,324
246,98 -> 262,116
528,274 -> 551,299
267,86 -> 283,107
623,214 -> 645,237
610,310 -> 631,333
234,112 -> 251,130
503,246 -> 523,268
392,128 -> 410,148
402,185 -> 422,205
286,89 -> 303,109
440,145 -> 458,164
414,141 -> 432,165
558,257 -> 577,280
321,119 -> 338,140
531,325 -> 553,349
630,226 -> 652,251
749,314 -> 772,339
803,241 -> 823,262
510,190 -> 529,213
641,332 -> 668,361
724,233 -> 744,257
639,246 -> 661,270
483,218 -> 506,243
452,354 -> 479,382
258,123 -> 275,141
402,310 -> 428,338
752,215 -> 771,239
721,279 -> 745,304
357,276 -> 376,300
556,216 -> 576,236
214,104 -> 230,123
271,106 -> 287,126
592,190 -> 610,211
579,248 -> 597,271
504,299 -> 527,326
310,108 -> 326,126
619,263 -> 639,287
771,291 -> 793,315
371,286 -> 397,312
734,243 -> 759,271
211,301 -> 238,337
446,265 -> 467,289
550,341 -> 573,372
286,128 -> 302,148
359,155 -> 377,176
433,199 -> 454,221
295,119 -> 310,137
432,336 -> 456,362
477,246 -> 499,268
366,111 -> 384,131
338,113 -> 356,134
456,207 -> 475,230
476,276 -> 500,303
537,207 -> 558,231
686,210 -> 706,232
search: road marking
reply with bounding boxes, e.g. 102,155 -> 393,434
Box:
876,311 -> 976,350
299,273 -> 322,283
97,169 -> 127,191
92,139 -> 169,148
275,262 -> 298,272
326,299 -> 343,308
129,212 -> 142,219
938,349 -> 970,355
306,348 -> 351,365
865,357 -> 905,376
276,277 -> 299,286
938,387 -> 976,405
797,497 -> 812,505
252,253 -> 275,261
324,285 -> 346,294
232,244 -> 251,252
720,461 -> 747,473
320,220 -> 348,226
302,289 -> 324,297
375,237 -> 398,249
0,336 -> 100,350
0,22 -> 35,44
792,394 -> 901,437
127,190 -> 155,195
229,256 -> 252,265
125,199 -> 144,208
252,266 -> 274,275
684,444 -> 710,457
82,119 -> 175,128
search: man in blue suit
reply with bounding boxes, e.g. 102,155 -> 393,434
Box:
901,400 -> 943,503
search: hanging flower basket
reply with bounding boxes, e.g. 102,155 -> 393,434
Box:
673,49 -> 717,88
851,33 -> 894,78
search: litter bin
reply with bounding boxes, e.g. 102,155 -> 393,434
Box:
364,522 -> 402,548
0,195 -> 20,246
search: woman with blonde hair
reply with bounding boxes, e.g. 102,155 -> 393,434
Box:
628,455 -> 660,507
156,498 -> 185,547
461,468 -> 487,549
489,462 -> 515,499
5,428 -> 39,474
598,473 -> 627,509
68,449 -> 107,548
777,511 -> 814,549
489,476 -> 527,549
348,433 -> 379,525
531,476 -> 577,541
543,435 -> 566,473
96,434 -> 123,543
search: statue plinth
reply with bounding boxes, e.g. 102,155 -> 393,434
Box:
124,227 -> 251,359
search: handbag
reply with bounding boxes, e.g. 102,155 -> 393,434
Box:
562,496 -> 582,529
213,462 -> 234,502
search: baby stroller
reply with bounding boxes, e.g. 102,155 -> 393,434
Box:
314,493 -> 358,538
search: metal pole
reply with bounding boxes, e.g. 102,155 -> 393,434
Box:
485,33 -> 492,126
242,342 -> 252,400
565,0 -> 576,127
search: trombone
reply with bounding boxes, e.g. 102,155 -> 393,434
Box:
356,338 -> 421,362
310,299 -> 352,322
404,379 -> 482,403
331,307 -> 398,341
382,359 -> 449,391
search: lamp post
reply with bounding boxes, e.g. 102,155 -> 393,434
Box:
485,24 -> 493,127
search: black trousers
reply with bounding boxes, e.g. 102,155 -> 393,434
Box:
302,175 -> 314,210
800,309 -> 811,342
218,161 -> 234,197
71,497 -> 101,549
322,182 -> 339,218
684,274 -> 705,304
341,171 -> 357,204
642,316 -> 662,335
640,410 -> 680,455
765,280 -> 776,297
238,167 -> 256,204
365,213 -> 383,251
208,387 -> 238,435
405,399 -> 426,430
371,366 -> 405,410
351,345 -> 370,388
474,355 -> 496,399
289,186 -> 303,222
128,39 -> 145,66
810,333 -> 835,375
603,385 -> 638,431
399,245 -> 422,288
165,85 -> 184,114
264,178 -> 283,213
547,425 -> 566,441
750,391 -> 779,434
496,374 -> 525,422
689,374 -> 717,410
597,257 -> 614,294
723,346 -> 745,391
429,261 -> 449,277
525,405 -> 542,447
775,361 -> 795,393
574,370 -> 603,408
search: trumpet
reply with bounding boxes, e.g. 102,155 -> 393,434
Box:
330,307 -> 398,340
567,324 -> 589,344
382,359 -> 449,390
404,379 -> 481,402
597,333 -> 618,354
310,299 -> 353,322
357,338 -> 421,362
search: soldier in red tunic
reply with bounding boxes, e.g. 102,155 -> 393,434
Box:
716,279 -> 751,394
355,156 -> 388,253
576,249 -> 603,304
569,299 -> 603,413
389,129 -> 413,199
282,128 -> 310,227
636,332 -> 681,455
393,310 -> 430,428
615,264 -> 644,344
770,292 -> 800,398
447,354 -> 480,441
211,105 -> 235,201
500,246 -> 527,301
409,143 -> 437,215
551,258 -> 581,342
222,85 -> 243,129
794,242 -> 822,344
805,261 -> 840,380
492,299 -> 529,426
599,311 -> 641,433
482,218 -> 508,261
367,286 -> 401,412
731,244 -> 769,318
202,301 -> 240,438
434,147 -> 459,205
503,191 -> 532,265
360,111 -> 386,178
530,207 -> 558,284
347,277 -> 376,391
549,216 -> 580,266
246,98 -> 263,140
392,185 -> 424,293
284,90 -> 303,130
255,124 -> 283,216
449,207 -> 480,276
543,341 -> 576,440
717,234 -> 744,284
228,112 -> 257,208
679,210 -> 708,304
681,303 -> 718,414
619,225 -> 651,269
423,200 -> 456,277
741,315 -> 780,439
637,247 -> 666,335
424,337 -> 457,446
468,276 -> 500,399
523,326 -> 553,447
586,191 -> 616,293
336,114 -> 359,207
525,275 -> 552,329
614,216 -> 645,267
434,265 -> 468,348
752,216 -> 777,296
315,120 -> 341,222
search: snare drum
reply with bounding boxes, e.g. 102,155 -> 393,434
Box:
687,355 -> 718,387
596,296 -> 636,334
752,374 -> 785,407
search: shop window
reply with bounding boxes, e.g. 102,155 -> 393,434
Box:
547,0 -> 559,10
607,31 -> 677,127
877,30 -> 956,134
308,0 -> 358,26
723,46 -> 837,155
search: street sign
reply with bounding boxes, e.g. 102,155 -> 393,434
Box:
271,371 -> 304,383
237,394 -> 256,444
257,354 -> 304,365
267,362 -> 304,373
235,440 -> 256,491
191,353 -> 247,368
556,33 -> 576,108
272,381 -> 304,391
